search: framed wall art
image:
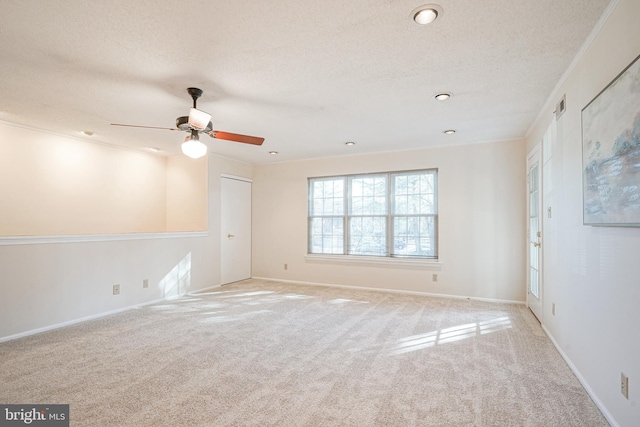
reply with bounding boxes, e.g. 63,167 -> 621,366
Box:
582,54 -> 640,226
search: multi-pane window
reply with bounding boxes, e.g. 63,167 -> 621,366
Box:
308,169 -> 437,258
308,178 -> 344,254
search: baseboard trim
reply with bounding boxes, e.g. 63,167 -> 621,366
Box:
0,296 -> 174,343
251,276 -> 525,305
541,324 -> 619,427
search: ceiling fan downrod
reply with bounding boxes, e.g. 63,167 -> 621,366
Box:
187,87 -> 203,108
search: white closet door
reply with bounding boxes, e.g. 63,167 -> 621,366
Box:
221,176 -> 252,285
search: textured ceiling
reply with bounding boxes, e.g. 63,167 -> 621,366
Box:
0,0 -> 611,164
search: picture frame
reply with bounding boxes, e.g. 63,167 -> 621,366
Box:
582,54 -> 640,226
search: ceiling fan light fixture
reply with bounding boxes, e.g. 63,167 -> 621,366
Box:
181,131 -> 208,159
188,107 -> 212,130
111,88 -> 265,157
411,4 -> 443,25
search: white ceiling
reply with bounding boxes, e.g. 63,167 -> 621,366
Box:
0,0 -> 611,164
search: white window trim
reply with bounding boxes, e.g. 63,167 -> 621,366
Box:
304,254 -> 442,270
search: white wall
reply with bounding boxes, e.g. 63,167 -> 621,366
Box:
525,0 -> 639,425
252,139 -> 526,302
0,152 -> 251,341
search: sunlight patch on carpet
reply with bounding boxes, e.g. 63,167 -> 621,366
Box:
392,316 -> 512,354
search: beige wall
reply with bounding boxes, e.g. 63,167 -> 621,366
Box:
0,122 -> 209,235
0,121 -> 248,340
166,155 -> 208,232
525,0 -> 640,425
0,153 -> 250,340
252,139 -> 526,302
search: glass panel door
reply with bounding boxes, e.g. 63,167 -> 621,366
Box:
527,146 -> 543,321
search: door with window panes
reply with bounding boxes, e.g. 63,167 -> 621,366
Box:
527,147 -> 543,321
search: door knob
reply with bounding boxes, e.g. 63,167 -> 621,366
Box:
533,242 -> 541,247
228,233 -> 235,238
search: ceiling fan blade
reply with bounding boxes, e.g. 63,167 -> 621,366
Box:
208,130 -> 265,146
111,123 -> 180,131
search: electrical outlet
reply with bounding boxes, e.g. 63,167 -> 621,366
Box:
113,284 -> 120,295
552,303 -> 556,316
621,372 -> 629,399
284,263 -> 288,270
432,273 -> 438,282
143,279 -> 149,288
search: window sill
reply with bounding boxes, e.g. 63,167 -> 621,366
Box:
304,254 -> 442,270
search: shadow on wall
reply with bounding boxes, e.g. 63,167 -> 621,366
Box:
159,252 -> 192,297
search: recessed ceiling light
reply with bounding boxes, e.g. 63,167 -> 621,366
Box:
411,4 -> 443,25
345,141 -> 356,146
269,151 -> 278,155
434,93 -> 451,101
81,130 -> 94,136
443,129 -> 456,135
149,147 -> 160,152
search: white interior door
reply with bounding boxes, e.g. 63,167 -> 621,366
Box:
221,176 -> 252,285
526,146 -> 543,321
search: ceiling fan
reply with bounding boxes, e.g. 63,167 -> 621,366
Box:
111,87 -> 264,158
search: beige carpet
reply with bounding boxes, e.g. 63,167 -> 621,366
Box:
1,279 -> 608,426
